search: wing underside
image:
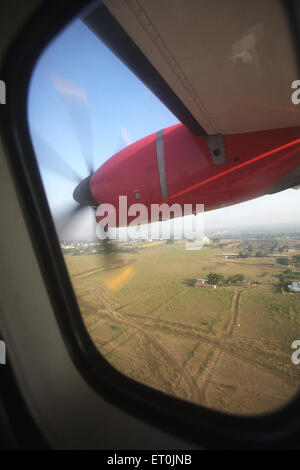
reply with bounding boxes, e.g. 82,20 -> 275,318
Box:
84,0 -> 300,136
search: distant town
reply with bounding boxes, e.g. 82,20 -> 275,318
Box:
60,224 -> 300,294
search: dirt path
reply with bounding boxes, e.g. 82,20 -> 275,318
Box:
73,260 -> 130,279
74,267 -> 106,279
84,286 -> 299,408
140,320 -> 297,386
97,287 -> 201,403
200,289 -> 241,404
225,290 -> 240,340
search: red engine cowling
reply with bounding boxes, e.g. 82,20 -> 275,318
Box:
90,123 -> 300,227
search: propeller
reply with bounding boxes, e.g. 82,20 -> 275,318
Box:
52,76 -> 95,175
32,76 -> 128,269
31,131 -> 82,183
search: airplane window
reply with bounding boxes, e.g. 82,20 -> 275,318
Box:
28,3 -> 300,417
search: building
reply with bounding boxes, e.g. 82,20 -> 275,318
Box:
202,236 -> 210,245
194,279 -> 216,289
236,280 -> 251,286
195,283 -> 216,289
288,282 -> 300,293
223,253 -> 239,259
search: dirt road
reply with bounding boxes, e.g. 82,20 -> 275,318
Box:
97,287 -> 201,403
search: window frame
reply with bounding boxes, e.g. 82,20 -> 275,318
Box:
1,0 -> 300,449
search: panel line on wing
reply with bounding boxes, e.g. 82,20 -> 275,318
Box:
156,129 -> 168,201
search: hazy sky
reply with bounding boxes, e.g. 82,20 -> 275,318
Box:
27,18 -> 300,239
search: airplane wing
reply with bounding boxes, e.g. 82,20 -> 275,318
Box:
84,0 -> 300,136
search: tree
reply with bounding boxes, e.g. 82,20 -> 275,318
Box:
239,251 -> 250,258
227,274 -> 245,284
276,258 -> 290,266
207,272 -> 224,285
234,273 -> 245,282
276,273 -> 291,292
293,255 -> 300,267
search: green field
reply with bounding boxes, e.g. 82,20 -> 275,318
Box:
65,240 -> 300,415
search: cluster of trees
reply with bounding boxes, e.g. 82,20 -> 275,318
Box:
207,272 -> 245,286
276,269 -> 300,292
238,247 -> 293,259
239,250 -> 282,258
66,244 -> 141,256
279,245 -> 289,252
293,255 -> 300,267
207,272 -> 224,285
255,250 -> 268,257
276,257 -> 290,266
277,273 -> 289,292
238,251 -> 251,258
239,250 -> 268,258
276,255 -> 300,267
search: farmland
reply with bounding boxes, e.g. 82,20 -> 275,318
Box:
64,236 -> 300,416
